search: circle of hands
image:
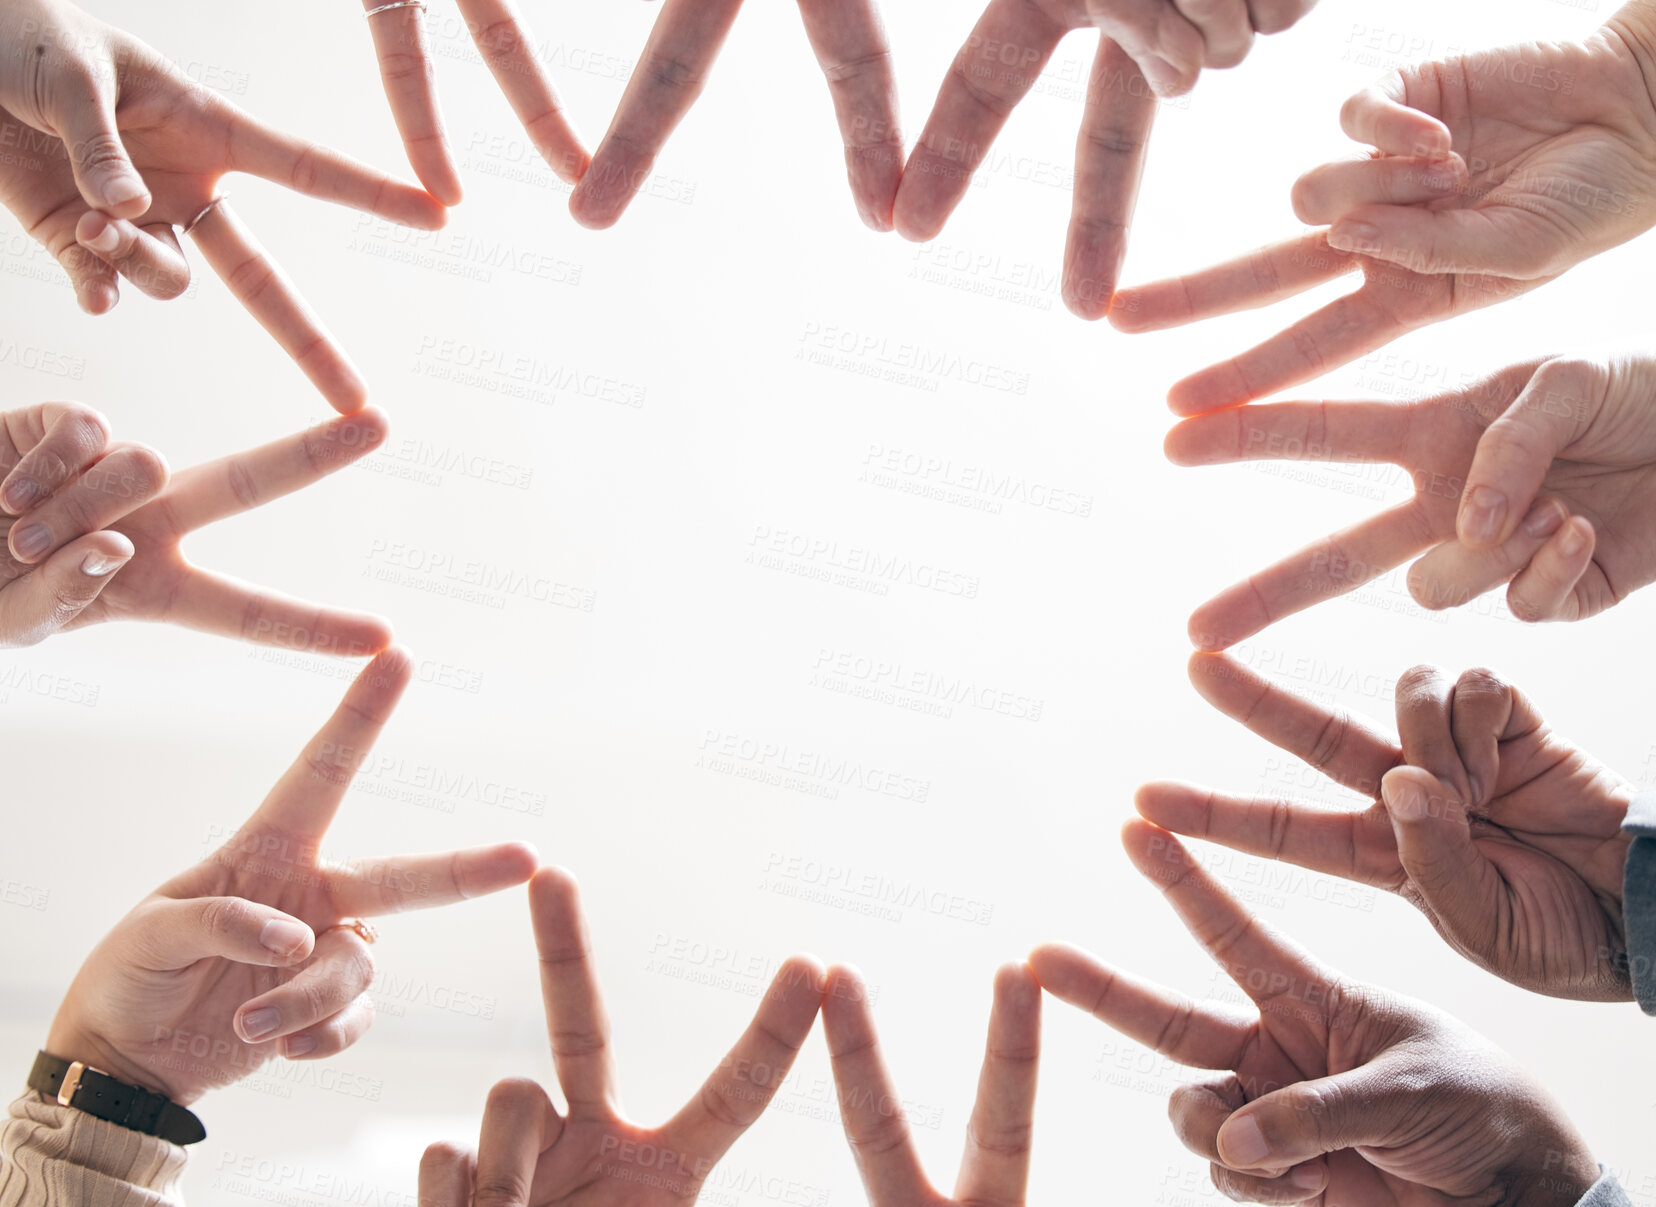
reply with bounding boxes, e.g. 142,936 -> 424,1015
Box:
12,0 -> 1656,1203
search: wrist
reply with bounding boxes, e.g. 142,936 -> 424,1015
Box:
1608,2 -> 1656,130
1511,1142 -> 1600,1207
42,1022 -> 191,1106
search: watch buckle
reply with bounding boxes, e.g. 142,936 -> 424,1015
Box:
56,1061 -> 98,1107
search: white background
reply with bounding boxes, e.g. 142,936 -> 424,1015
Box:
3,0 -> 1655,1202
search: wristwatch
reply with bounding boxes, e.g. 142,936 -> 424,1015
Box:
27,1051 -> 206,1145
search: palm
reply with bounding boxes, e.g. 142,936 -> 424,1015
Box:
525,1118 -> 699,1205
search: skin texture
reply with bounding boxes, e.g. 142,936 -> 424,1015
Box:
362,0 -> 904,231
892,0 -> 1318,317
417,868 -> 825,1206
1140,652 -> 1636,1000
821,962 -> 1040,1207
0,402 -> 395,651
0,0 -> 445,412
1111,9 -> 1656,409
1165,355 -> 1656,650
45,650 -> 539,1104
1032,819 -> 1602,1207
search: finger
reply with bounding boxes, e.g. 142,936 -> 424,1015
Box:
664,955 -> 826,1161
162,569 -> 393,656
1406,498 -> 1568,613
1186,652 -> 1400,794
1188,499 -> 1441,650
1458,359 -> 1602,549
1446,666 -> 1523,811
1380,766 -> 1501,957
418,1142 -> 476,1207
52,88 -> 150,218
1065,38 -> 1156,320
1210,1157 -> 1329,1203
159,407 -> 390,534
455,0 -> 588,186
0,530 -> 132,647
122,895 -> 315,971
1289,155 -> 1465,226
7,443 -> 168,564
889,0 -> 1067,242
277,993 -> 375,1060
1171,0 -> 1254,69
222,106 -> 446,229
1090,2 -> 1205,96
820,964 -> 934,1204
1133,782 -> 1403,887
186,203 -> 368,414
1121,819 -> 1334,1006
1338,82 -> 1452,159
234,926 -> 375,1044
329,842 -> 540,917
1027,940 -> 1253,1070
1327,203 -> 1562,279
362,0 -> 464,206
1393,665 -> 1472,805
73,214 -> 191,300
1506,516 -> 1594,623
1216,1063 -> 1414,1174
0,401 -> 112,515
1108,233 -> 1350,335
530,867 -> 619,1114
475,1078 -> 557,1207
1245,0 -> 1313,35
1172,1080 -> 1329,1204
1163,398 -> 1410,468
250,647 -> 413,837
569,0 -> 744,230
796,0 -> 903,231
953,962 -> 1041,1207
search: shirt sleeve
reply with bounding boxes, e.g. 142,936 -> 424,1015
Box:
1577,1169 -> 1635,1207
0,1092 -> 187,1206
1622,791 -> 1656,1014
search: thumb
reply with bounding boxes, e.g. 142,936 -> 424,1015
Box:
1216,1063 -> 1412,1173
124,896 -> 315,971
0,531 -> 132,648
1458,358 -> 1600,550
1381,765 -> 1500,952
54,90 -> 149,218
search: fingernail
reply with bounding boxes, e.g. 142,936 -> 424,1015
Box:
1558,519 -> 1588,557
1522,500 -> 1565,538
1384,776 -> 1426,820
282,1034 -> 317,1058
1460,485 -> 1506,545
239,1008 -> 281,1042
1,478 -> 40,514
84,223 -> 120,253
80,550 -> 126,577
1291,1165 -> 1325,1190
1219,1116 -> 1270,1166
102,175 -> 148,208
1467,773 -> 1484,805
260,917 -> 311,958
12,524 -> 50,559
1328,221 -> 1378,253
1139,55 -> 1183,96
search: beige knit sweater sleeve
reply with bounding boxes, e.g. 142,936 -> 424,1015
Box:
0,1092 -> 186,1206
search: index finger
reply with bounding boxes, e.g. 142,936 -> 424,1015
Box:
796,0 -> 903,231
530,867 -> 620,1116
455,0 -> 588,184
251,646 -> 413,838
952,963 -> 1041,1207
1163,398 -> 1411,468
362,0 -> 464,205
569,0 -> 746,230
1108,232 -> 1352,334
1339,81 -> 1451,159
890,0 -> 1067,242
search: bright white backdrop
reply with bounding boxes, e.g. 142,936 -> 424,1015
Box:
3,0 -> 1655,1202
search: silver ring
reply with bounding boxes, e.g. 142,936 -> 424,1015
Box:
364,0 -> 425,17
181,194 -> 229,236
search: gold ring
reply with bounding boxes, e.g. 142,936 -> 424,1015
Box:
323,919 -> 379,945
181,194 -> 229,236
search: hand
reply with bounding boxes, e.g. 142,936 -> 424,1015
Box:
1165,355 -> 1656,650
1032,819 -> 1603,1205
417,868 -> 824,1205
0,0 -> 445,411
892,0 -> 1317,317
44,649 -> 539,1104
0,401 -> 394,652
821,962 -> 1039,1207
1110,13 -> 1656,410
361,0 -> 902,232
1137,652 -> 1635,1000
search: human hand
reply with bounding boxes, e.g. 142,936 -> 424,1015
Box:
1165,356 -> 1656,649
821,962 -> 1039,1207
893,0 -> 1318,316
0,0 -> 445,411
1110,15 -> 1656,409
417,867 -> 825,1205
1032,819 -> 1603,1204
0,401 -> 394,652
1138,652 -> 1636,1000
44,649 -> 539,1104
359,0 -> 902,231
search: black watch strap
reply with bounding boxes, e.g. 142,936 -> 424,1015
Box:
27,1051 -> 205,1146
